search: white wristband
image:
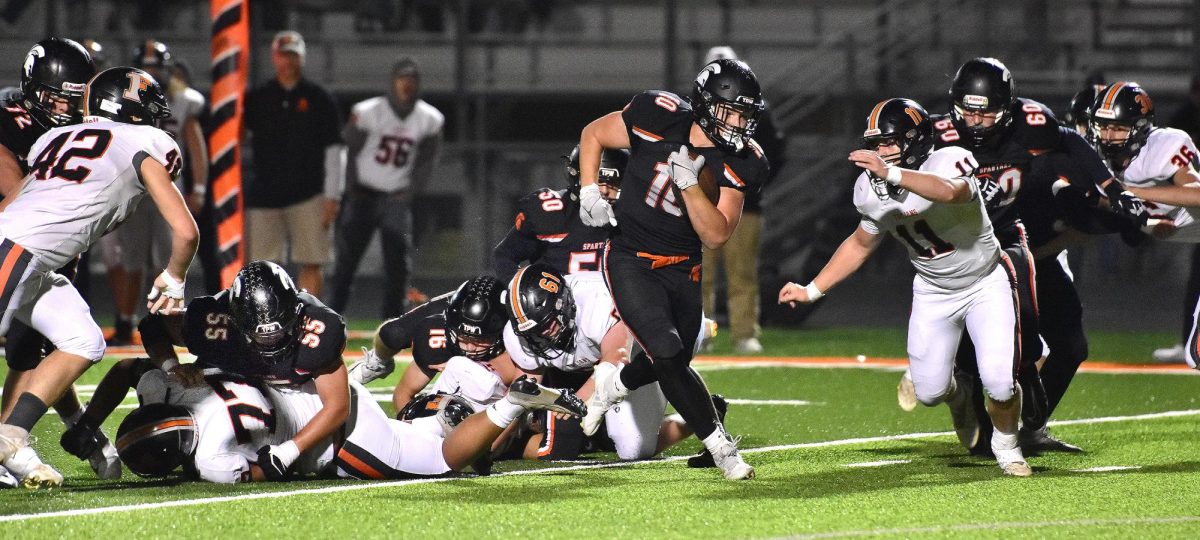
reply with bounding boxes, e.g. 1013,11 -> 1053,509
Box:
885,166 -> 903,185
804,282 -> 824,301
277,440 -> 301,468
158,270 -> 186,299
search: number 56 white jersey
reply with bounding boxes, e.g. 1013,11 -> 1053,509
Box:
0,119 -> 180,272
854,146 -> 1001,291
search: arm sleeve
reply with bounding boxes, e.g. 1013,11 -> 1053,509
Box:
859,216 -> 881,235
377,315 -> 420,352
1058,128 -> 1114,187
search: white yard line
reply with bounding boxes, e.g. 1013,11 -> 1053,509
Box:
2,408 -> 1198,523
778,515 -> 1200,539
842,460 -> 910,468
1071,465 -> 1142,473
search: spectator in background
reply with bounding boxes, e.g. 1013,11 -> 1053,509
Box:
1154,75 -> 1200,363
699,46 -> 786,354
244,31 -> 345,296
328,58 -> 443,319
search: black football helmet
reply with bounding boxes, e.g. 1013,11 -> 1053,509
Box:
1090,81 -> 1155,171
116,403 -> 198,477
949,57 -> 1015,148
862,98 -> 933,199
1064,84 -> 1106,137
20,37 -> 95,128
564,145 -> 630,200
396,392 -> 474,435
444,276 -> 507,361
228,260 -> 304,362
506,263 -> 576,358
83,66 -> 171,126
691,58 -> 765,154
132,39 -> 173,69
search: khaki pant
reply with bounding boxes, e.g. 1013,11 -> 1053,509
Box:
702,212 -> 762,341
246,195 -> 331,265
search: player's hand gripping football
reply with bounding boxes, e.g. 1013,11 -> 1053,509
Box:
848,149 -> 891,178
580,183 -> 618,227
667,145 -> 705,191
146,270 -> 186,315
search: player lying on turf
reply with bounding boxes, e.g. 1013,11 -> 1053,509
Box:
779,98 -> 1033,477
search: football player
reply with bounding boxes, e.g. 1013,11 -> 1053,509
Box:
348,275 -> 519,413
781,98 -> 1032,477
0,66 -> 199,488
493,146 -> 628,282
1088,83 -> 1200,367
931,58 -> 1144,454
575,58 -> 769,480
137,261 -> 349,481
503,264 -> 700,461
113,363 -> 584,482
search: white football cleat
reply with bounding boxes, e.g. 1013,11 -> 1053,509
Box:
0,424 -> 29,464
896,369 -> 917,412
0,465 -> 17,488
349,348 -> 394,384
705,430 -> 754,480
582,362 -> 628,436
993,445 -> 1033,477
5,446 -> 63,489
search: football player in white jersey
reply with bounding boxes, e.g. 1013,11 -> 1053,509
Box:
114,364 -> 585,482
504,264 -> 694,461
1090,82 -> 1200,367
779,99 -> 1031,477
0,66 -> 199,488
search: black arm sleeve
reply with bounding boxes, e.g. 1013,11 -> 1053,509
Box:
492,227 -> 546,283
1058,128 -> 1114,187
377,315 -> 420,352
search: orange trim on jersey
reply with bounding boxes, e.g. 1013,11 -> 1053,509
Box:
631,126 -> 663,142
723,163 -> 745,187
866,100 -> 888,133
509,266 -> 529,324
0,243 -> 25,295
536,233 -> 568,241
337,448 -> 386,480
636,252 -> 689,270
515,212 -> 525,230
537,413 -> 556,457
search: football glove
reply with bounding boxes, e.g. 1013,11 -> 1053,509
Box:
60,417 -> 104,460
976,175 -> 1005,211
146,270 -> 185,315
257,441 -> 300,481
667,145 -> 705,192
579,183 -> 617,227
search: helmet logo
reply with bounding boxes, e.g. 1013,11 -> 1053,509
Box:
963,94 -> 989,108
904,107 -> 923,125
255,321 -> 283,334
23,45 -> 43,79
538,273 -> 560,294
695,62 -> 721,88
123,72 -> 150,103
1093,106 -> 1116,120
1135,93 -> 1153,115
461,323 -> 480,335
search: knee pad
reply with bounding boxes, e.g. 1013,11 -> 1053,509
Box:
54,321 -> 106,362
981,380 -> 1017,403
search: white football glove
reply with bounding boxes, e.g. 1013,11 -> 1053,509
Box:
146,270 -> 185,315
667,145 -> 705,192
579,183 -> 617,227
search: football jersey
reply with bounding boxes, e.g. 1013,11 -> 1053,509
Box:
1119,127 -> 1200,242
504,272 -> 620,372
509,187 -> 610,276
184,291 -> 347,385
0,120 -> 181,272
855,146 -> 1001,291
350,97 -> 443,193
136,372 -> 275,484
161,86 -> 206,187
613,90 -> 769,257
0,101 -> 44,167
376,292 -> 462,371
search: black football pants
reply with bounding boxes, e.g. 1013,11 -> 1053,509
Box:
327,186 -> 412,319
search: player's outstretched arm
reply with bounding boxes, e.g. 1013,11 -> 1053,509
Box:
848,150 -> 973,203
780,224 -> 882,306
1127,165 -> 1200,208
578,111 -> 631,188
286,364 -> 350,458
142,158 -> 199,314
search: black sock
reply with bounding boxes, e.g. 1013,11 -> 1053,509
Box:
9,392 -> 49,432
651,351 -> 719,439
1041,352 -> 1085,415
619,351 -> 658,391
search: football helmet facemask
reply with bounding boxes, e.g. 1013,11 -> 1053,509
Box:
949,57 -> 1015,148
1090,81 -> 1155,172
116,403 -> 198,477
20,37 -> 96,128
228,261 -> 304,362
506,263 -> 576,359
445,276 -> 508,361
691,58 -> 764,154
564,145 -> 630,201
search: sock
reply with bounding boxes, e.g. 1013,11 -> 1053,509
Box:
8,393 -> 48,432
61,409 -> 83,429
651,351 -> 719,439
485,397 -> 524,428
618,351 -> 657,391
701,423 -> 730,453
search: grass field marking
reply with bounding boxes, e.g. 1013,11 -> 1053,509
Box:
5,407 -> 1199,524
778,515 -> 1200,539
1071,465 -> 1142,473
726,399 -> 821,406
842,460 -> 910,468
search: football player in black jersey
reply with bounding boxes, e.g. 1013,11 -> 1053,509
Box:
348,275 -> 518,413
575,58 -> 769,480
931,58 -> 1146,454
0,38 -> 115,482
493,145 -> 628,282
137,261 -> 350,480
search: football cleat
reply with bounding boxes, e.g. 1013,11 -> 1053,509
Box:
706,432 -> 754,480
1152,344 -> 1185,364
0,465 -> 16,488
506,376 -> 586,417
1019,426 -> 1083,454
896,369 -> 917,412
687,394 -> 729,469
993,445 -> 1033,477
5,446 -> 63,489
0,424 -> 30,464
582,362 -> 628,436
349,348 -> 394,384
946,372 -> 980,449
88,436 -> 122,480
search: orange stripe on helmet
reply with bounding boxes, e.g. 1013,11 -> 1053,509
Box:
509,266 -> 529,325
865,100 -> 889,133
1101,82 -> 1128,111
